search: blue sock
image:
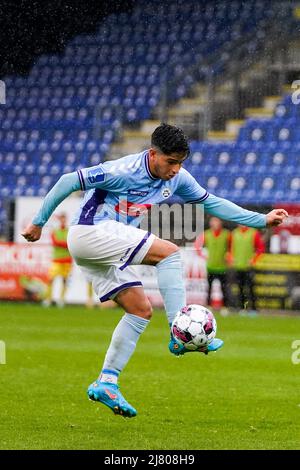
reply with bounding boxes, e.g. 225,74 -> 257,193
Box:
156,251 -> 186,326
100,313 -> 149,383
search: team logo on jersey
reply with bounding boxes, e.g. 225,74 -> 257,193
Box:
161,188 -> 172,198
87,166 -> 105,184
128,189 -> 149,196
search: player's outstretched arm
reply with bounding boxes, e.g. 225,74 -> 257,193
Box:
22,172 -> 81,242
201,194 -> 288,228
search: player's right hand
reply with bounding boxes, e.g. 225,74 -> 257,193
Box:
21,224 -> 42,242
266,209 -> 289,227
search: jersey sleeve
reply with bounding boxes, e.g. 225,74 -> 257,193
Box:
201,194 -> 267,228
77,161 -> 124,191
32,172 -> 81,226
174,169 -> 209,203
174,169 -> 266,229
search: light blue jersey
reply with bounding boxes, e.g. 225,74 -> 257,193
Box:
73,150 -> 208,227
32,150 -> 266,229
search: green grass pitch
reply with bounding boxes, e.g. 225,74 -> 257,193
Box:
0,302 -> 300,450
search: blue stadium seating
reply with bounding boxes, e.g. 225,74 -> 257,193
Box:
0,0 -> 297,237
189,96 -> 300,204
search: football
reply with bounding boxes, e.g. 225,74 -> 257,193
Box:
171,304 -> 217,351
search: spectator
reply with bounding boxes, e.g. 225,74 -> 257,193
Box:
194,217 -> 231,314
86,282 -> 95,309
43,213 -> 72,307
228,225 -> 265,314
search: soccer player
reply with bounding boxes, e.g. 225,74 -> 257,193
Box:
22,124 -> 288,418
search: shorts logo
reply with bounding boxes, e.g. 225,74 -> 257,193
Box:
87,166 -> 105,184
161,188 -> 171,198
128,189 -> 149,196
120,248 -> 131,262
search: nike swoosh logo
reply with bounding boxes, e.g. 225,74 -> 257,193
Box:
105,389 -> 117,400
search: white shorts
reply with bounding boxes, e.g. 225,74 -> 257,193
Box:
67,220 -> 156,302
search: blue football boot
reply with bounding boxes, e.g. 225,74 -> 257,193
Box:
87,380 -> 137,418
169,335 -> 224,356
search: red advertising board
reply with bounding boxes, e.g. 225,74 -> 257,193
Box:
0,243 -> 51,300
274,204 -> 300,235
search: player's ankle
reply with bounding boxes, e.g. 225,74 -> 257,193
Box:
99,369 -> 119,385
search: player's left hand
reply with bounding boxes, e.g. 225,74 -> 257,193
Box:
21,224 -> 42,242
266,209 -> 289,227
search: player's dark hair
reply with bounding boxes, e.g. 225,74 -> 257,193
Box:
151,123 -> 190,156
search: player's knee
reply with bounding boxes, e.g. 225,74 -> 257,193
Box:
143,238 -> 180,265
158,241 -> 179,259
137,301 -> 153,320
160,242 -> 180,261
167,243 -> 180,256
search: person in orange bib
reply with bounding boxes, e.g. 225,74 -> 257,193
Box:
43,213 -> 72,307
228,225 -> 265,314
195,217 -> 231,314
